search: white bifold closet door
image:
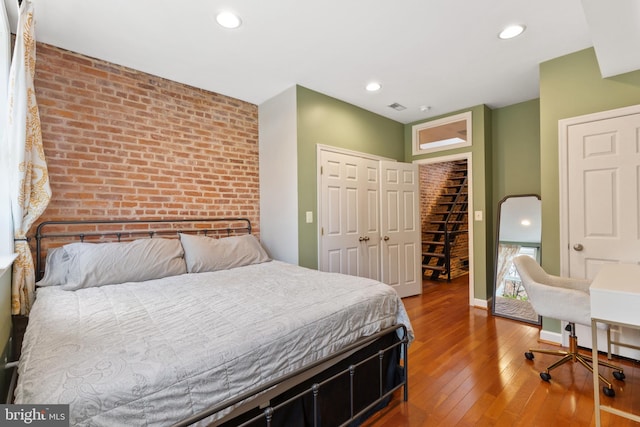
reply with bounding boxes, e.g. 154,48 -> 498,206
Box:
379,161 -> 421,298
319,149 -> 421,297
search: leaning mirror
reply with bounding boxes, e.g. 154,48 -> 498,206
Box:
492,194 -> 542,325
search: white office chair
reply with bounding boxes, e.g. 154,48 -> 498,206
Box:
512,255 -> 625,397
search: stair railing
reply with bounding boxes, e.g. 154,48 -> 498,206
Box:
443,172 -> 468,281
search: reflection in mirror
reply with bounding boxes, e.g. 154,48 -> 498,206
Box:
412,111 -> 471,155
493,195 -> 542,324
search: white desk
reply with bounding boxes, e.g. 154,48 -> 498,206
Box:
590,264 -> 640,426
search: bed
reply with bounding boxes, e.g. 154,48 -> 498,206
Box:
12,218 -> 413,426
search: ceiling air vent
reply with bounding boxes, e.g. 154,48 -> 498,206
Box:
388,102 -> 406,111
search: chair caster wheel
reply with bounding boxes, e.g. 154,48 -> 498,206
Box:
603,387 -> 615,397
525,352 -> 534,360
540,372 -> 551,382
613,371 -> 625,381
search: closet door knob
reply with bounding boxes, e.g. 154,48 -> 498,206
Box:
573,243 -> 584,251
383,236 -> 390,241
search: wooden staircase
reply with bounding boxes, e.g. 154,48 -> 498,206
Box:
422,160 -> 469,281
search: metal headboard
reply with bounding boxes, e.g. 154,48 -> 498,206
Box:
34,218 -> 252,281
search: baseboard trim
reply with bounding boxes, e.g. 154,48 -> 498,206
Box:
539,329 -> 562,345
474,298 -> 489,309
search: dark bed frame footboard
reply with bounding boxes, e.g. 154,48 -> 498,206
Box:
27,218 -> 409,426
174,324 -> 409,427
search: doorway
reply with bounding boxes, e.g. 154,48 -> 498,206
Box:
415,153 -> 474,306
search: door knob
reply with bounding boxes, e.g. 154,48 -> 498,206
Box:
359,236 -> 364,242
383,236 -> 390,241
573,243 -> 584,251
363,236 -> 370,241
359,236 -> 370,242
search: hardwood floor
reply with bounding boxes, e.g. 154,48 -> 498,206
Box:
364,275 -> 640,426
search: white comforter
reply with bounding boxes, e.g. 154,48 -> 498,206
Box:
16,261 -> 413,426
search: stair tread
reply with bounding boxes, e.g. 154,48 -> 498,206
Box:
425,229 -> 468,234
423,253 -> 445,258
422,265 -> 447,271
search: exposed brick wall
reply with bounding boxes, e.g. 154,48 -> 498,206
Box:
33,42 -> 260,236
419,162 -> 452,231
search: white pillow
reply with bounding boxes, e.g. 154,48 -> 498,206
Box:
42,238 -> 187,290
36,247 -> 72,287
179,233 -> 270,273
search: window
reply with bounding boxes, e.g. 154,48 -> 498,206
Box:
412,111 -> 472,155
501,247 -> 539,299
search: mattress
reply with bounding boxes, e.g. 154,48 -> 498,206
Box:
15,260 -> 413,426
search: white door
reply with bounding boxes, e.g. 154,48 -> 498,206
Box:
567,112 -> 640,277
380,161 -> 421,297
361,160 -> 382,280
319,150 -> 381,279
563,108 -> 640,357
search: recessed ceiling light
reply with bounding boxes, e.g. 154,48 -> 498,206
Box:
498,24 -> 526,40
216,11 -> 242,29
366,82 -> 382,92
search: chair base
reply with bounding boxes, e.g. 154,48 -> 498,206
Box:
524,323 -> 625,396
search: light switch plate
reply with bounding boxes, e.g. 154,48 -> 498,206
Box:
474,210 -> 483,221
306,211 -> 313,223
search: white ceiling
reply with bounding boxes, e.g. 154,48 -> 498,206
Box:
3,0 -> 638,124
499,196 -> 541,244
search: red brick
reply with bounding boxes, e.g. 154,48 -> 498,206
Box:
34,42 -> 260,236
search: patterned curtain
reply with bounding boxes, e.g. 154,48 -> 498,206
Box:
7,0 -> 51,315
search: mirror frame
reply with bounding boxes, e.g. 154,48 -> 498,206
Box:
492,194 -> 542,325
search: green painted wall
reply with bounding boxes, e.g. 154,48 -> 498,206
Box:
540,47 -> 640,332
1,269 -> 11,400
404,105 -> 493,301
491,99 -> 541,204
296,86 -> 405,268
